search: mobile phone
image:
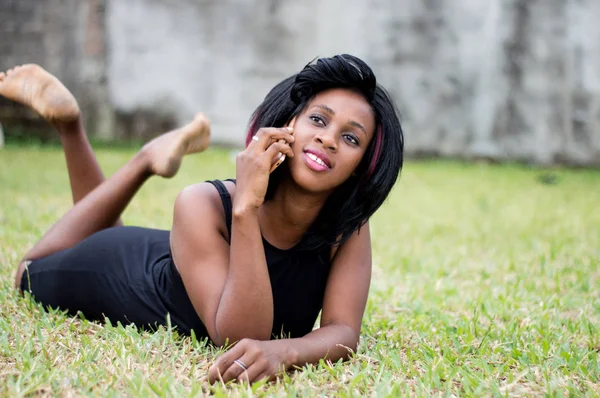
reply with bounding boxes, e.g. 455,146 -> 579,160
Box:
270,140 -> 286,173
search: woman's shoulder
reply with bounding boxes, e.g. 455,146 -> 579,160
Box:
176,180 -> 236,205
173,180 -> 237,239
328,223 -> 372,262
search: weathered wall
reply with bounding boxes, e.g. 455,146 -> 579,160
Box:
1,0 -> 599,165
105,0 -> 380,144
0,0 -> 113,139
374,0 -> 600,165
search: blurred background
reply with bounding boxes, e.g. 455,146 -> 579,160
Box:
1,0 -> 599,166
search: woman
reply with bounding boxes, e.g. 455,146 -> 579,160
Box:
2,54 -> 403,383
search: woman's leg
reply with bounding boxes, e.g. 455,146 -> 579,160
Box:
0,64 -> 210,287
0,65 -> 107,205
20,114 -> 209,260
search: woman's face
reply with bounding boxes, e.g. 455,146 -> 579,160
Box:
286,88 -> 376,194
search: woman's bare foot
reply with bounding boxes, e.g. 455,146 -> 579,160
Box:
0,64 -> 80,124
142,113 -> 211,178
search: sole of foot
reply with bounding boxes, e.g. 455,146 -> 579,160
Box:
143,113 -> 211,178
0,64 -> 80,124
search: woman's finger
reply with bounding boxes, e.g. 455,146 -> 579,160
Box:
220,357 -> 254,383
250,127 -> 294,149
265,141 -> 294,161
269,138 -> 294,172
236,361 -> 267,384
252,370 -> 275,383
269,138 -> 294,159
208,343 -> 246,383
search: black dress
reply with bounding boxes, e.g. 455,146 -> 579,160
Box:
20,180 -> 332,340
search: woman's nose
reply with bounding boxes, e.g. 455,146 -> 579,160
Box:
315,131 -> 337,151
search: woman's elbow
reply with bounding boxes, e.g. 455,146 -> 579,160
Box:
342,338 -> 359,361
334,323 -> 360,360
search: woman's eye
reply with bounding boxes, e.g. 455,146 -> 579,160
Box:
310,115 -> 326,126
343,134 -> 359,145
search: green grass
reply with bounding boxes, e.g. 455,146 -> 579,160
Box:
1,145 -> 599,396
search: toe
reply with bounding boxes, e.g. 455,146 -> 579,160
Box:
0,72 -> 5,81
9,65 -> 24,75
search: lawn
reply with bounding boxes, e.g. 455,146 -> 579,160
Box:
1,145 -> 599,396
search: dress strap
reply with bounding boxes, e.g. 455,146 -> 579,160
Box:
206,180 -> 234,240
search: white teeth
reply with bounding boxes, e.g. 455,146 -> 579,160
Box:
307,153 -> 327,167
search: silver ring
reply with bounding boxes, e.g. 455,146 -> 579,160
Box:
252,135 -> 259,142
234,359 -> 248,371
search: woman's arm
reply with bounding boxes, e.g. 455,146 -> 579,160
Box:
214,201 -> 273,342
171,184 -> 272,345
171,127 -> 295,346
208,223 -> 372,382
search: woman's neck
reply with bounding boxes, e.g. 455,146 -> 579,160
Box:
258,180 -> 330,250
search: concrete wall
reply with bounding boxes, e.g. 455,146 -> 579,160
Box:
105,0 -> 382,143
0,0 -> 112,139
377,0 -> 600,165
1,0 -> 599,165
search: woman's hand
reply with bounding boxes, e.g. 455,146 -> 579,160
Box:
234,127 -> 294,213
208,338 -> 298,384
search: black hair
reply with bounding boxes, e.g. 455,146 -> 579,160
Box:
245,54 -> 404,251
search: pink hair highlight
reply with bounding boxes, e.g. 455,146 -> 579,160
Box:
245,113 -> 261,147
367,125 -> 383,177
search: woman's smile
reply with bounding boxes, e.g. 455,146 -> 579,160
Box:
303,148 -> 332,172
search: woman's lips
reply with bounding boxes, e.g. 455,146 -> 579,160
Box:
303,149 -> 331,172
